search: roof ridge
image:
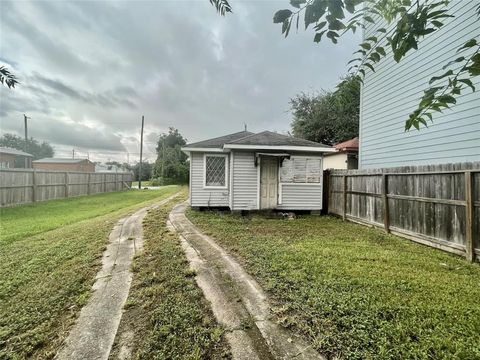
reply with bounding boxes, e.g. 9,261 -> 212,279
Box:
226,131 -> 262,144
184,130 -> 254,148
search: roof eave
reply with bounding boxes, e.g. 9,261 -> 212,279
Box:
223,144 -> 336,152
181,147 -> 228,154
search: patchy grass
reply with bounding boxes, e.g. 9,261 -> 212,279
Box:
187,211 -> 480,360
111,196 -> 230,360
0,186 -> 181,244
131,181 -> 152,188
0,187 -> 182,359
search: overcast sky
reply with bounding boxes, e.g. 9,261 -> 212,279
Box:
0,0 -> 359,163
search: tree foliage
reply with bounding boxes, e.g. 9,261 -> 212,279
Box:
0,66 -> 18,89
0,133 -> 54,160
272,0 -> 480,131
153,127 -> 189,184
290,75 -> 360,145
131,161 -> 153,181
209,0 -> 232,15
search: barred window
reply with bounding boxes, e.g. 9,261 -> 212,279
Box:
205,155 -> 227,187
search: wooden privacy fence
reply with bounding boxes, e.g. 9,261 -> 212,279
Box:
326,162 -> 480,262
0,169 -> 133,207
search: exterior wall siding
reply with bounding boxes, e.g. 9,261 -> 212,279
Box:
190,152 -> 229,207
360,1 -> 480,169
232,151 -> 258,210
277,184 -> 322,210
277,155 -> 323,210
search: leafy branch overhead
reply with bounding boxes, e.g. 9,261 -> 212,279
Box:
0,66 -> 19,89
209,0 -> 232,16
272,0 -> 479,131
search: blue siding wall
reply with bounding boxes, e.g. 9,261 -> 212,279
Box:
360,1 -> 480,169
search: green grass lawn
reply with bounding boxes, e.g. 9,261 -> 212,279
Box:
187,211 -> 480,360
0,186 -> 181,359
0,186 -> 181,245
111,195 -> 230,359
131,180 -> 152,188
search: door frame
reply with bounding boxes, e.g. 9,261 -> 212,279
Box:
258,156 -> 279,210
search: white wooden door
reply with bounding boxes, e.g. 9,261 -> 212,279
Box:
260,157 -> 278,209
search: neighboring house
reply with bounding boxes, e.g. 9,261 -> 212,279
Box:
359,2 -> 480,169
95,163 -> 124,173
181,131 -> 334,211
323,137 -> 359,170
0,147 -> 33,168
33,158 -> 95,172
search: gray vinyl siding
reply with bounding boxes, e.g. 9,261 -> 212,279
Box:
231,151 -> 258,210
277,184 -> 322,210
190,152 -> 229,207
359,1 -> 480,169
277,155 -> 323,210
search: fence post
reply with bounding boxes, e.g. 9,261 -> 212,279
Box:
342,174 -> 347,221
103,173 -> 107,193
465,170 -> 474,262
65,172 -> 69,198
32,169 -> 37,203
87,172 -> 91,195
382,174 -> 390,233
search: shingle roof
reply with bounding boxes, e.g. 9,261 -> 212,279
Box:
183,131 -> 254,148
227,131 -> 330,148
33,158 -> 89,164
0,147 -> 34,157
335,137 -> 359,152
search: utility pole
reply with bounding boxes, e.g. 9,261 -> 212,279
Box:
23,114 -> 30,168
72,149 -> 75,159
138,115 -> 144,189
23,114 -> 30,152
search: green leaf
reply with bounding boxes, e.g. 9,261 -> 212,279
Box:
274,9 -> 292,23
458,78 -> 475,91
314,30 -> 327,43
347,58 -> 362,64
429,70 -> 454,84
376,47 -> 386,56
366,36 -> 378,42
290,0 -> 306,8
457,39 -> 477,52
431,20 -> 443,27
282,18 -> 292,37
360,42 -> 371,50
376,28 -> 387,33
442,56 -> 465,69
364,16 -> 375,23
328,19 -> 346,31
364,63 -> 375,72
437,95 -> 456,104
314,21 -> 327,31
326,31 -> 338,44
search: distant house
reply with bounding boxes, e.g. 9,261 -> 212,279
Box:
323,137 -> 358,170
33,158 -> 95,172
0,147 -> 33,169
359,2 -> 480,168
182,131 -> 334,211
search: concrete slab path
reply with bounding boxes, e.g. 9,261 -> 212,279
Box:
55,194 -> 179,360
169,202 -> 325,360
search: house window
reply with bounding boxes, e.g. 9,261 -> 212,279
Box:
280,157 -> 321,183
204,154 -> 227,188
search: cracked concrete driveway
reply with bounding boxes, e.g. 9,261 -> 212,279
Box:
55,194 -> 179,360
169,202 -> 324,360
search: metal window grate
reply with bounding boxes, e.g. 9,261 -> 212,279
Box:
205,156 -> 226,186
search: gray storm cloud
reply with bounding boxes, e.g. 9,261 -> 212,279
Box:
0,0 -> 359,162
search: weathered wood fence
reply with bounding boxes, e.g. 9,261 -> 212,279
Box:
326,162 -> 480,262
0,169 -> 133,207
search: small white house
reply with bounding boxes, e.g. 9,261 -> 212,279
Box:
181,131 -> 335,211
